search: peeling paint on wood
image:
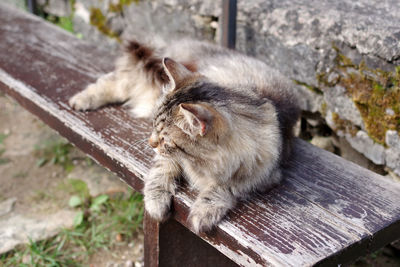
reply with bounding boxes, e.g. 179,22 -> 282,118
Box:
0,4 -> 399,266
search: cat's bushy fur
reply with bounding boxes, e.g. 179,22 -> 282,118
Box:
69,38 -> 300,233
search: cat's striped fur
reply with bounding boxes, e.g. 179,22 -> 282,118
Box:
69,39 -> 300,233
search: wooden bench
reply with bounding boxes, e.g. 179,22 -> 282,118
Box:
1,4 -> 399,266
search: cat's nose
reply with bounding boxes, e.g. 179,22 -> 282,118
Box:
148,137 -> 159,148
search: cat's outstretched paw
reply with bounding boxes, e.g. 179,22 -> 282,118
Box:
69,91 -> 93,110
144,190 -> 172,222
188,200 -> 228,234
69,85 -> 101,111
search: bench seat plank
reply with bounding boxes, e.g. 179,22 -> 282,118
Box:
1,4 -> 399,266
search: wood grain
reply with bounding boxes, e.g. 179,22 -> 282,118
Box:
0,4 -> 399,266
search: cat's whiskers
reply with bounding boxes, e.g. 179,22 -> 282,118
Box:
126,138 -> 152,152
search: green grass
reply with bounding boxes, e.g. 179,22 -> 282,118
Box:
0,133 -> 8,144
0,190 -> 144,266
12,171 -> 28,178
0,150 -> 10,165
109,0 -> 139,13
34,0 -> 76,34
0,133 -> 10,165
60,178 -> 90,199
34,138 -> 75,172
32,190 -> 54,202
46,15 -> 74,33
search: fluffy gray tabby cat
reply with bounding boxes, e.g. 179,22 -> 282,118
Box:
69,38 -> 300,233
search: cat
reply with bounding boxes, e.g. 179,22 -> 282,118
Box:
69,38 -> 300,233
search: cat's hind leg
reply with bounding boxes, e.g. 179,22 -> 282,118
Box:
70,40 -> 168,117
69,71 -> 129,111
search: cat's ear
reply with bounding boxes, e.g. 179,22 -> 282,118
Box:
162,57 -> 193,92
178,103 -> 213,137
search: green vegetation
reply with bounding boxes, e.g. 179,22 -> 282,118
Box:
1,134 -> 143,266
12,171 -> 28,178
0,133 -> 10,165
331,112 -> 359,137
48,15 -> 74,33
109,0 -> 139,13
35,0 -> 77,35
32,190 -> 54,202
0,187 -> 143,266
293,79 -> 323,95
44,13 -> 74,33
60,179 -> 90,198
36,0 -> 134,41
317,46 -> 400,145
341,66 -> 400,145
90,0 -> 141,40
0,133 -> 8,144
320,101 -> 328,117
1,237 -> 79,267
90,8 -> 120,41
34,138 -> 75,172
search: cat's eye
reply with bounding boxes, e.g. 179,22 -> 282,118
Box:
156,123 -> 164,132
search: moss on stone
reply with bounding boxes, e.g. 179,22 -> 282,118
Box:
320,101 -> 328,117
109,0 -> 139,13
89,7 -> 121,41
344,72 -> 400,145
332,45 -> 356,69
293,79 -> 323,94
332,112 -> 359,137
318,46 -> 400,145
316,72 -> 328,86
89,0 -> 139,41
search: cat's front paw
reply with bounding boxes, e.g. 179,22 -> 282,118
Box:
69,86 -> 100,111
188,200 -> 229,234
69,91 -> 93,111
144,190 -> 172,222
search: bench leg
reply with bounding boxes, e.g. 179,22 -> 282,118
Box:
143,212 -> 237,267
144,212 -> 161,267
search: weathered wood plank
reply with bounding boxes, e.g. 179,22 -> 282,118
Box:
1,4 -> 399,266
286,141 -> 400,234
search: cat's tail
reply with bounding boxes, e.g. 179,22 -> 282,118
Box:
261,83 -> 301,166
122,40 -> 169,86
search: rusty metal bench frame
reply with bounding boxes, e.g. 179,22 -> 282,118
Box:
1,3 -> 399,266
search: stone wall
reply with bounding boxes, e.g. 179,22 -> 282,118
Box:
6,0 -> 400,176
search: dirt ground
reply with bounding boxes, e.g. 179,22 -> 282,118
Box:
0,93 -> 144,266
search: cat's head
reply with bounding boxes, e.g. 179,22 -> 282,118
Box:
148,58 -> 229,158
